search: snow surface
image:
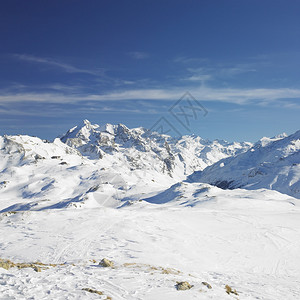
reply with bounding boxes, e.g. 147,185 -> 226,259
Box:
191,130 -> 300,199
0,121 -> 300,299
1,183 -> 300,299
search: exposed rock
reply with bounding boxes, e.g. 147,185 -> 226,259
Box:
82,288 -> 104,295
99,258 -> 114,268
51,156 -> 61,159
176,281 -> 193,290
82,288 -> 112,299
202,281 -> 212,289
161,267 -> 180,275
87,185 -> 100,192
0,181 -> 9,189
34,154 -> 45,160
0,259 -> 14,270
33,266 -> 41,272
0,258 -> 62,272
225,284 -> 238,295
1,211 -> 17,218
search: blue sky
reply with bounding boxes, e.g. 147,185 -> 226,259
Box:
0,0 -> 300,142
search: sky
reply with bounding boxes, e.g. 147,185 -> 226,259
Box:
0,0 -> 300,142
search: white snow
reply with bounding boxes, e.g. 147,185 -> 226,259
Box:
0,121 -> 299,299
192,130 -> 300,199
1,183 -> 300,299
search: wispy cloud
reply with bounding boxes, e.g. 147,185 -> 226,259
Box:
218,65 -> 256,77
183,75 -> 212,82
184,64 -> 256,82
128,51 -> 149,60
0,97 -> 161,117
1,86 -> 300,108
90,87 -> 300,106
3,54 -> 300,111
13,54 -> 102,75
182,67 -> 212,83
174,56 -> 258,84
174,56 -> 208,64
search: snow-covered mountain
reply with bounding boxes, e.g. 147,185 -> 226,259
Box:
60,119 -> 252,176
1,122 -> 300,299
189,130 -> 300,198
0,120 -> 252,213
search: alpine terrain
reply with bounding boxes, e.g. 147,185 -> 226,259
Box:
0,120 -> 299,300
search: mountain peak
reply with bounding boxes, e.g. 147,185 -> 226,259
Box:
193,129 -> 300,198
60,120 -> 99,144
83,119 -> 91,126
257,133 -> 288,147
99,123 -> 115,135
81,119 -> 99,130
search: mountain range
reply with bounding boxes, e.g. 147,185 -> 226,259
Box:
189,130 -> 300,199
0,120 -> 253,212
1,120 -> 300,299
0,120 -> 299,215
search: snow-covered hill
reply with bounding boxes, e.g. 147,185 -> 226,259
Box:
0,120 -> 251,213
189,130 -> 300,198
1,122 -> 300,299
1,182 -> 300,299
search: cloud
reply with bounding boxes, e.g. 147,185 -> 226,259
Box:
0,96 -> 162,117
12,54 -> 138,87
218,65 -> 256,77
174,57 -> 258,85
93,87 -> 300,106
185,64 -> 256,82
1,86 -> 300,108
184,75 -> 212,82
13,54 -> 102,75
174,56 -> 208,64
128,51 -> 149,60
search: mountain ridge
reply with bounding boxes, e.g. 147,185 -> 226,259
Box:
189,129 -> 300,198
0,120 -> 299,215
0,120 -> 252,212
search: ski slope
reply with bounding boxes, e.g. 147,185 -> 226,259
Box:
1,183 -> 300,299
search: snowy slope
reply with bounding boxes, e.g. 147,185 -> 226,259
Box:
1,122 -> 300,299
190,130 -> 300,199
1,182 -> 300,299
0,120 -> 251,214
